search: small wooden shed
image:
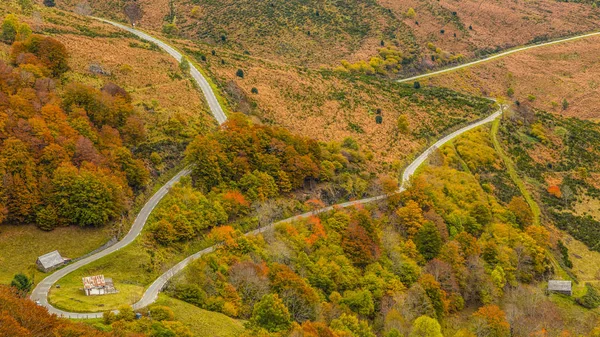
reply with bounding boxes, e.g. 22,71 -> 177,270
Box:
548,280 -> 572,296
36,250 -> 68,273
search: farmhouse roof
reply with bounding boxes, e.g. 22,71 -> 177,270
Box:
548,280 -> 572,292
82,275 -> 106,290
37,250 -> 64,269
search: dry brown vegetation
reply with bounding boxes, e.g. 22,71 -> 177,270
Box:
56,0 -> 600,76
382,0 -> 600,61
424,35 -> 600,121
169,38 -> 493,172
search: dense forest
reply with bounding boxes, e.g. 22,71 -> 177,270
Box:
166,125 -> 600,336
0,15 -> 149,230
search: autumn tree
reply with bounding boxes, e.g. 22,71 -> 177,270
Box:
51,163 -> 127,227
396,200 -> 425,237
250,294 -> 292,332
472,305 -> 510,337
342,222 -> 380,267
507,196 -> 533,227
410,316 -> 442,337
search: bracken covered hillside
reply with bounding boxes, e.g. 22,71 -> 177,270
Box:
56,0 -> 600,75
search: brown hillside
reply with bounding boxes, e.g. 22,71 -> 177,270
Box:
423,34 -> 600,121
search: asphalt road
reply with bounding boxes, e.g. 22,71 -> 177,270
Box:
30,168 -> 192,319
397,30 -> 600,84
31,19 -> 508,318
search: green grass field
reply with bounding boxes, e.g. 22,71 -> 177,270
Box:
0,225 -> 112,285
48,230 -> 212,312
155,294 -> 246,337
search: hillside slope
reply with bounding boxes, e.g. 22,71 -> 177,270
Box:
55,0 -> 600,74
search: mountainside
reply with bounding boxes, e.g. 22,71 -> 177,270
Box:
2,1 -> 600,337
56,0 -> 600,75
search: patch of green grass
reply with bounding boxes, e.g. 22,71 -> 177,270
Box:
0,225 -> 111,284
154,294 -> 246,337
48,229 -> 212,312
491,117 -> 541,226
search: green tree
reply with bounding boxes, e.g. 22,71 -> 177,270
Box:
409,316 -> 443,337
43,0 -> 56,6
413,81 -> 421,89
236,69 -> 244,78
51,164 -> 127,227
10,274 -> 32,294
179,57 -> 190,74
415,222 -> 442,260
562,98 -> 569,110
1,14 -> 19,43
341,289 -> 375,316
250,294 -> 291,332
116,305 -> 136,321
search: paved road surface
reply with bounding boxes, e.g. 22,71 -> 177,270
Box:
31,18 -> 507,318
30,169 -> 191,319
397,31 -> 600,83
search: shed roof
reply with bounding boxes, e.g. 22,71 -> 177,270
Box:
37,250 -> 64,269
548,280 -> 572,292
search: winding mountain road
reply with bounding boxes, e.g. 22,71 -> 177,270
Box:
397,30 -> 600,83
32,19 -> 510,319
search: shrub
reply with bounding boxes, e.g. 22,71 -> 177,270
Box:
10,274 -> 32,293
179,57 -> 190,74
577,284 -> 600,309
251,87 -> 258,94
150,306 -> 175,321
562,99 -> 569,110
406,7 -> 416,18
162,23 -> 179,35
116,305 -> 136,321
236,69 -> 244,78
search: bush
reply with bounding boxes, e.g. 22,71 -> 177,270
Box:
10,274 -> 32,293
162,23 -> 179,35
236,69 -> 244,78
150,305 -> 175,321
578,284 -> 600,309
116,305 -> 136,321
251,87 -> 258,94
179,57 -> 190,74
103,310 -> 116,324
